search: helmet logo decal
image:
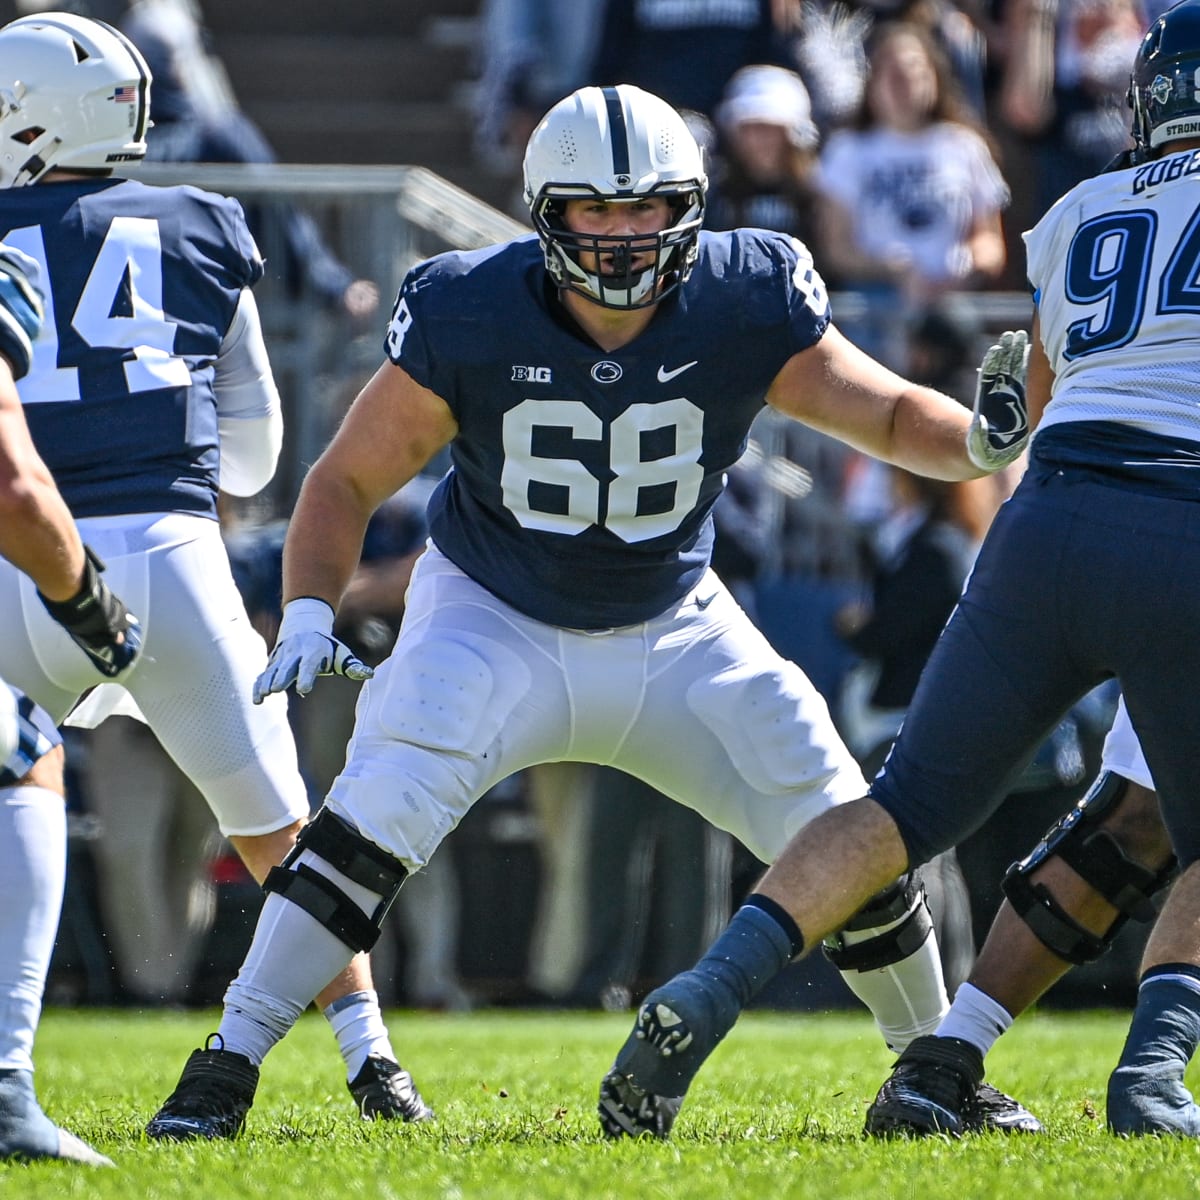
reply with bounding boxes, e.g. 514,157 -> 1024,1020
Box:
591,361 -> 623,384
1150,74 -> 1174,106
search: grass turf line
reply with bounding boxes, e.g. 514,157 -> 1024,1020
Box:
12,1008 -> 1200,1199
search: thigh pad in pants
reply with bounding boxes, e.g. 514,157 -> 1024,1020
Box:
330,628 -> 534,868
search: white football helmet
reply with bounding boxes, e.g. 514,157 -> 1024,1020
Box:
523,84 -> 707,310
0,12 -> 151,188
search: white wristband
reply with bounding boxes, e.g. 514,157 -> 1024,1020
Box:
276,596 -> 336,640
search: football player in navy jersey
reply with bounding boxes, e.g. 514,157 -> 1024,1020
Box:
0,13 -> 431,1130
593,0 -> 1200,1141
147,82 -> 1030,1140
0,242 -> 138,1164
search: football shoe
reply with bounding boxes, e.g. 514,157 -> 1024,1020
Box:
0,1069 -> 112,1165
1107,1064 -> 1200,1136
348,1055 -> 434,1122
865,1035 -> 1042,1137
599,979 -> 733,1139
597,1069 -> 683,1139
145,1037 -> 259,1141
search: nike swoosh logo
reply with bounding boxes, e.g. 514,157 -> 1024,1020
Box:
657,360 -> 698,383
695,592 -> 718,610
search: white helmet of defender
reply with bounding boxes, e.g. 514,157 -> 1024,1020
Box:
0,11 -> 151,188
523,84 -> 707,310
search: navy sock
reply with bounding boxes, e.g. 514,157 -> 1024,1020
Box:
742,893 -> 805,958
609,903 -> 799,1098
1115,965 -> 1200,1075
689,901 -> 795,1010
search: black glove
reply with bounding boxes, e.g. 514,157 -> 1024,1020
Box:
39,546 -> 142,677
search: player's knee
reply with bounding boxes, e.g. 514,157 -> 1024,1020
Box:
822,873 -> 933,972
229,820 -> 304,886
1091,780 -> 1174,869
262,807 -> 408,953
1002,771 -> 1177,965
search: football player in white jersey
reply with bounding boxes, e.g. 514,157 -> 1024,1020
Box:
597,0 -> 1200,1140
146,81 -> 1029,1140
0,13 -> 430,1127
0,242 -> 139,1164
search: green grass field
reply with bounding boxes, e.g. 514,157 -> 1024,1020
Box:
13,1007 -> 1200,1198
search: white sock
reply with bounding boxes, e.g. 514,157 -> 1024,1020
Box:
324,990 -> 395,1080
935,982 -> 1014,1058
0,786 -> 65,1072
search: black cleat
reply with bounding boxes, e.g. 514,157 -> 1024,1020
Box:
597,1069 -> 683,1139
0,1069 -> 112,1166
348,1056 -> 433,1122
145,1036 -> 259,1141
966,1081 -> 1043,1134
865,1035 -> 984,1137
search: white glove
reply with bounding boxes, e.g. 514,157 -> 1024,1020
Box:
966,329 -> 1031,472
252,597 -> 374,704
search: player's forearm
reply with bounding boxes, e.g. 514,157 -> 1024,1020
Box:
888,386 -> 988,482
0,462 -> 86,600
280,466 -> 374,612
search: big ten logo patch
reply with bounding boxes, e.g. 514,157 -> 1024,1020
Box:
512,366 -> 552,383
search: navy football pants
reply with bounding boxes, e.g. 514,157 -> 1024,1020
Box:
870,459 -> 1200,867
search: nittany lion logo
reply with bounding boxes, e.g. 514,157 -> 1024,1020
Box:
591,360 -> 623,384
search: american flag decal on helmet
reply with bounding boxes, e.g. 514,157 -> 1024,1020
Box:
111,85 -> 137,103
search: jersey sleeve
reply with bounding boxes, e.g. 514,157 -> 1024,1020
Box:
1023,196 -> 1072,301
201,189 -> 265,293
382,260 -> 451,403
0,245 -> 42,379
776,233 -> 832,352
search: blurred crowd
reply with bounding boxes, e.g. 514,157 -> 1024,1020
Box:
37,0 -> 1146,1013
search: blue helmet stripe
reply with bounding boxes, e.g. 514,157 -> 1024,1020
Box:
602,86 -> 631,178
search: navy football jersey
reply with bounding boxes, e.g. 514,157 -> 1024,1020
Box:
386,228 -> 830,628
0,178 -> 262,518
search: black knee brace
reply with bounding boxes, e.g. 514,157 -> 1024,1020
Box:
263,808 -> 408,952
1002,771 -> 1177,965
822,874 -> 933,972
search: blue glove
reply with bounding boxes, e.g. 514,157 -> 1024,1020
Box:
253,597 -> 374,703
39,547 -> 142,678
967,329 -> 1030,472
